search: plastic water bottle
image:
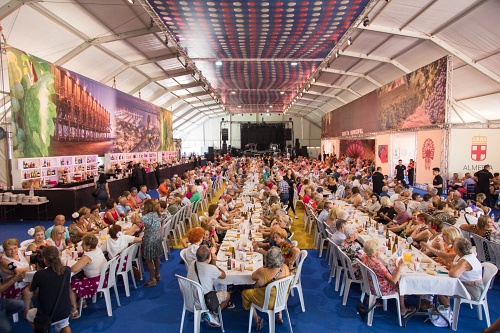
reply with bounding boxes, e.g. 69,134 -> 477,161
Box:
29,185 -> 34,197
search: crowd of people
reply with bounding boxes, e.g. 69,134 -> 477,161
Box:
0,152 -> 499,332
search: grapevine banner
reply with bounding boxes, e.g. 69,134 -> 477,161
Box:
6,46 -> 173,158
322,56 -> 448,138
416,129 -> 442,185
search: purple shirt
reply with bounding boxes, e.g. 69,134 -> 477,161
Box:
395,211 -> 410,225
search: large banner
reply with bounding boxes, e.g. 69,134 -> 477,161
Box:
448,129 -> 499,178
416,129 -> 443,184
7,46 -> 173,157
375,134 -> 391,176
339,139 -> 375,161
322,56 -> 448,138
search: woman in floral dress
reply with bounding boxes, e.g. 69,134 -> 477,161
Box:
362,239 -> 416,318
141,199 -> 163,287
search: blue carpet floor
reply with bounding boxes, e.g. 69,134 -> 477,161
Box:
4,219 -> 499,333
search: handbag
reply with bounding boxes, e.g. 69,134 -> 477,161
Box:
33,269 -> 68,333
194,262 -> 220,313
356,300 -> 377,322
92,183 -> 101,197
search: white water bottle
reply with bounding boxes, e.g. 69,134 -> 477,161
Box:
29,185 -> 34,197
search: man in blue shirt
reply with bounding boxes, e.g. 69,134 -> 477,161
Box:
116,196 -> 132,218
45,215 -> 70,241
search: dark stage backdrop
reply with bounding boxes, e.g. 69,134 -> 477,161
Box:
241,123 -> 285,151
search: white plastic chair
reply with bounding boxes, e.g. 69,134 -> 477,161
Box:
131,241 -> 143,280
327,239 -> 342,287
190,200 -> 201,228
116,244 -> 138,297
80,256 -> 121,317
337,249 -> 364,306
180,248 -> 190,272
356,259 -> 402,327
335,185 -> 345,199
247,275 -> 294,333
20,239 -> 33,249
290,250 -> 308,312
486,239 -> 500,269
161,219 -> 175,260
471,234 -> 488,262
314,218 -> 329,258
452,262 -> 498,330
176,274 -> 225,333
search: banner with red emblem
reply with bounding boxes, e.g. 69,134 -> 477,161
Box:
448,129 -> 498,179
416,130 -> 443,184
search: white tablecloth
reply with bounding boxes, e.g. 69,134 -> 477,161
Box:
215,218 -> 263,285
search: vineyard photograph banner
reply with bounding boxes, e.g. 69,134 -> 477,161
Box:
322,56 -> 448,138
7,46 -> 173,158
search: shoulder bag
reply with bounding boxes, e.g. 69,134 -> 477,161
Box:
194,262 -> 220,313
34,269 -> 68,333
92,182 -> 101,197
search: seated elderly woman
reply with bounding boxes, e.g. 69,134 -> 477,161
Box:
386,201 -> 410,228
344,187 -> 363,207
242,247 -> 291,330
105,224 -> 142,259
0,238 -> 34,317
47,225 -> 68,251
388,209 -> 422,238
374,196 -> 396,224
340,224 -> 364,279
325,206 -> 340,232
68,209 -> 98,244
88,205 -> 107,230
438,238 -> 484,308
421,226 -> 461,264
362,239 -> 416,318
69,234 -> 107,319
26,225 -> 50,252
253,227 -> 300,271
361,193 -> 382,216
460,215 -> 494,261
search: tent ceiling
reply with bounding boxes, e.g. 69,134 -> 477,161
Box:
0,0 -> 499,135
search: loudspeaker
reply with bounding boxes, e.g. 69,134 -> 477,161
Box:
208,147 -> 214,154
221,128 -> 229,141
301,146 -> 308,157
285,128 -> 292,140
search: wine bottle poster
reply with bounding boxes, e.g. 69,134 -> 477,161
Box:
322,56 -> 449,139
6,46 -> 174,158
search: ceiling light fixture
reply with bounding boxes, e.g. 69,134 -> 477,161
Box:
164,36 -> 168,45
280,91 -> 285,95
238,105 -> 242,108
128,0 -> 135,3
149,18 -> 154,28
363,17 -> 370,27
335,50 -> 339,58
232,91 -> 236,94
291,62 -> 298,66
347,37 -> 352,46
312,78 -> 316,83
215,60 -> 223,66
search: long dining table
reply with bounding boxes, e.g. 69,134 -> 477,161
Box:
335,201 -> 471,329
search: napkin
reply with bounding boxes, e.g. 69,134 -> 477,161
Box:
421,258 -> 433,263
426,269 -> 437,275
245,266 -> 253,271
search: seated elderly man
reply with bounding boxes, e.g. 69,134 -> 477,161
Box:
329,210 -> 349,234
157,178 -> 171,198
189,185 -> 201,203
116,196 -> 132,217
45,214 -> 70,241
387,201 -> 410,228
453,191 -> 467,210
330,218 -> 347,245
138,185 -> 151,201
187,245 -> 231,327
379,186 -> 390,198
318,200 -> 333,223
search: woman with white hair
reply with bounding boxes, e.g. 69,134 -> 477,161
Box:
242,247 -> 291,330
340,224 -> 364,279
438,238 -> 483,308
362,239 -> 416,318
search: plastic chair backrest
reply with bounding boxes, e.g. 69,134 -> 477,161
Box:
486,239 -> 500,268
291,250 -> 308,287
20,239 -> 33,249
336,185 -> 345,198
116,245 -> 132,274
480,262 -> 498,300
338,247 -> 357,280
471,234 -> 487,262
465,214 -> 478,225
176,274 -> 207,312
99,256 -> 119,290
261,275 -> 294,312
356,258 -> 383,298
180,248 -> 190,271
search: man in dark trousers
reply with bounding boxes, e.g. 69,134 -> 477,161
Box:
131,163 -> 143,189
394,159 -> 406,182
372,167 -> 384,195
475,164 -> 494,207
432,167 -> 444,196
